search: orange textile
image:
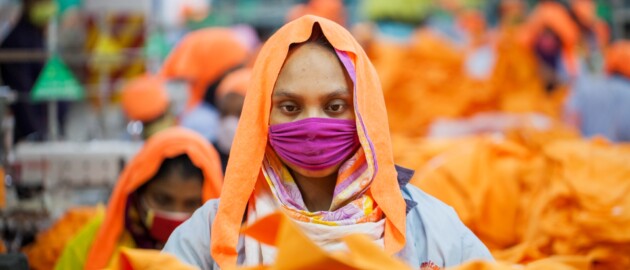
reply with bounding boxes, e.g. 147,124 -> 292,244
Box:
403,134 -> 629,269
495,139 -> 630,270
161,28 -> 248,109
447,257 -> 587,270
85,127 -> 223,270
121,75 -> 170,122
210,15 -> 407,268
22,207 -> 101,270
286,0 -> 346,26
411,136 -> 547,251
604,41 -> 630,79
215,68 -> 252,99
521,2 -> 580,75
235,212 -> 412,270
106,248 -> 197,270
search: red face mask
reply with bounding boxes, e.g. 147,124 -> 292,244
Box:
144,208 -> 191,243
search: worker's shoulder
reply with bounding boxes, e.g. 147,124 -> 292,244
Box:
402,184 -> 468,232
197,199 -> 221,224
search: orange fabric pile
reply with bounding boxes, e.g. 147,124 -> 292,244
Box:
403,134 -> 630,270
22,207 -> 101,270
495,139 -> 630,270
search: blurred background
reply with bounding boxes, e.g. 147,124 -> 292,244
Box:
0,0 -> 630,269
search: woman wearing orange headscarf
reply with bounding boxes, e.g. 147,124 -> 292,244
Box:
55,127 -> 223,270
214,67 -> 252,171
162,28 -> 249,143
121,75 -> 175,139
163,15 -> 492,269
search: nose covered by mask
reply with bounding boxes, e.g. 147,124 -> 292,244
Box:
217,115 -> 239,153
268,117 -> 360,171
143,207 -> 191,243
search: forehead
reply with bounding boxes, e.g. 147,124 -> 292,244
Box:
273,42 -> 351,95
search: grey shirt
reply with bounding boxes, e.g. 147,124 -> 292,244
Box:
163,168 -> 493,269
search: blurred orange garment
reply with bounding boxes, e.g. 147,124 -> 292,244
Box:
121,74 -> 170,122
106,248 -> 197,270
604,40 -> 630,79
286,0 -> 346,26
161,28 -> 248,110
22,207 -> 102,270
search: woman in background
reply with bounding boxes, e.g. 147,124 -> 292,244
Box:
55,127 -> 223,269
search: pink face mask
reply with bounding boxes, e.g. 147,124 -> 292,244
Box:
268,117 -> 360,171
144,208 -> 191,243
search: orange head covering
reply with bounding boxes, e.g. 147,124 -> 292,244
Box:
522,2 -> 580,75
286,0 -> 346,26
121,75 -> 170,122
85,127 -> 223,270
161,28 -> 248,110
215,67 -> 252,100
605,41 -> 630,79
210,15 -> 406,268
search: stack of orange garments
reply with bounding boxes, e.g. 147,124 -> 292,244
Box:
22,207 -> 102,270
495,139 -> 630,270
409,136 -> 548,251
403,134 -> 630,269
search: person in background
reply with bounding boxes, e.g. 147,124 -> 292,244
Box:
161,28 -> 249,143
567,41 -> 630,142
121,75 -> 175,139
214,67 -> 252,171
0,0 -> 55,142
54,127 -> 223,269
163,15 -> 492,269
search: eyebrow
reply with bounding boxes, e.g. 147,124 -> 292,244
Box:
325,89 -> 351,99
272,89 -> 299,98
272,88 -> 350,99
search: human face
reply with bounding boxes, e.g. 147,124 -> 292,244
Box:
141,173 -> 203,214
269,42 -> 354,178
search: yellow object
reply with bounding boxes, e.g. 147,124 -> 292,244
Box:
23,207 -> 103,270
105,248 -> 198,270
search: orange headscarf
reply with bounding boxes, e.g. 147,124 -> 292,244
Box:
522,1 -> 580,75
215,67 -> 252,100
286,0 -> 346,26
121,75 -> 170,122
161,28 -> 248,110
210,15 -> 406,268
85,127 -> 223,270
605,41 -> 630,79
